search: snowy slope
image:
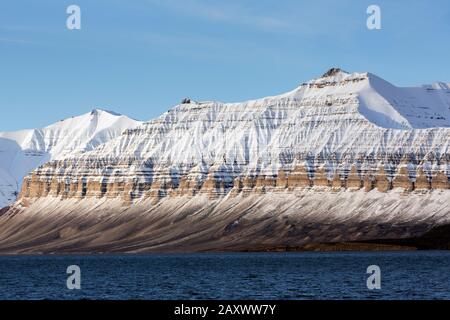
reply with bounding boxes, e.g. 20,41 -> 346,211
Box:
0,109 -> 142,207
53,68 -> 449,189
6,68 -> 450,205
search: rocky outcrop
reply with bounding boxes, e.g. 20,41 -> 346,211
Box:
18,157 -> 449,205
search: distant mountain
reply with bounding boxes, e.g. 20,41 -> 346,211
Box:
0,68 -> 449,253
0,109 -> 142,207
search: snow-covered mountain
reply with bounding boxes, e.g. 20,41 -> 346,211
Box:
18,68 -> 450,199
0,109 -> 142,207
0,68 -> 449,253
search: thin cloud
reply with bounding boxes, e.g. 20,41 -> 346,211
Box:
0,24 -> 58,46
145,0 -> 290,31
139,0 -> 363,39
133,31 -> 280,61
0,37 -> 38,45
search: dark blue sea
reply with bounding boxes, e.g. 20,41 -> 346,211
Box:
1,252 -> 449,300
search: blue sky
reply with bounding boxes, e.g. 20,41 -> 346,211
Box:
1,0 -> 449,131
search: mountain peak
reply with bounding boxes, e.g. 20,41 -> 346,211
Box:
304,68 -> 354,85
321,67 -> 348,78
90,108 -> 122,117
0,109 -> 143,207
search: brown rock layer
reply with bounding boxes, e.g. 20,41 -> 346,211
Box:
19,159 -> 449,206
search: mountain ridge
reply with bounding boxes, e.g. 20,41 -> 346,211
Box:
11,68 -> 448,207
0,109 -> 142,207
0,68 -> 449,253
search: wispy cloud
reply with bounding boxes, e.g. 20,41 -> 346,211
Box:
144,0 -> 290,31
132,31 -> 285,62
0,24 -> 58,46
138,0 -> 364,40
0,37 -> 38,45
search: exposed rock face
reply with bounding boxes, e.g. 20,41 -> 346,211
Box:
322,67 -> 347,78
1,69 -> 450,253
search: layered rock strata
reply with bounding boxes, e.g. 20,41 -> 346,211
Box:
17,69 -> 450,204
18,155 -> 449,204
1,68 -> 450,253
